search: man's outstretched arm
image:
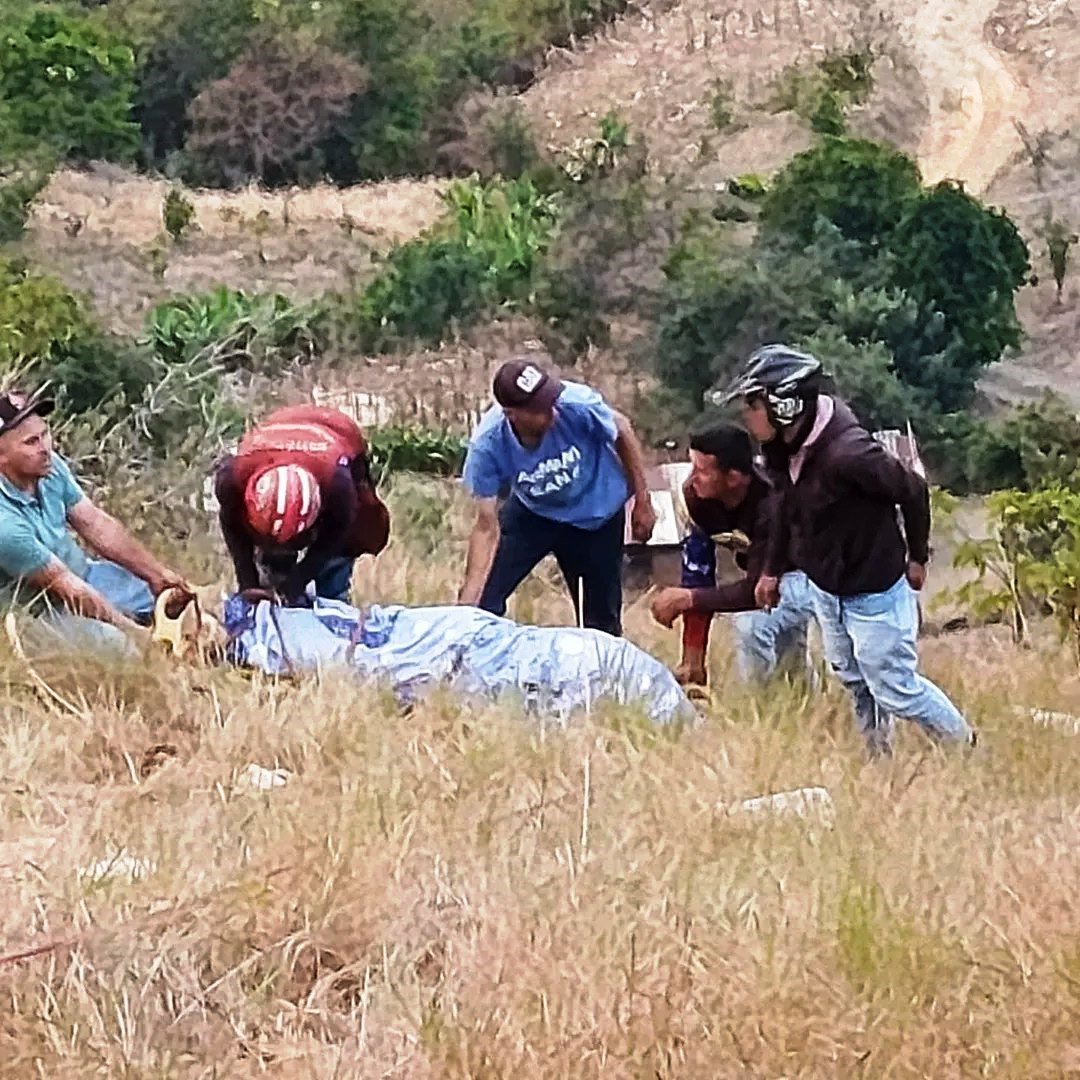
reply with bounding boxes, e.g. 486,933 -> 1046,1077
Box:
24,556 -> 144,633
612,411 -> 656,543
67,498 -> 185,595
458,497 -> 499,606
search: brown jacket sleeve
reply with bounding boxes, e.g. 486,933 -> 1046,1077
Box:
689,579 -> 757,614
836,432 -> 931,565
688,481 -> 779,614
760,486 -> 788,579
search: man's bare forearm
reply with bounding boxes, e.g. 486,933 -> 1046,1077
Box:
81,513 -> 171,589
459,522 -> 499,605
30,562 -> 141,632
613,412 -> 650,500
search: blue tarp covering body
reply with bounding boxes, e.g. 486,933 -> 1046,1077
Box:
223,596 -> 695,726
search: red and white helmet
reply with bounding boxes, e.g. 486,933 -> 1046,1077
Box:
244,464 -> 322,542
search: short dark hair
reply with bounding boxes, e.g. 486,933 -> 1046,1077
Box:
689,423 -> 753,474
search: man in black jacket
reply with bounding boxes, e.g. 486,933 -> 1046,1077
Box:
717,345 -> 975,755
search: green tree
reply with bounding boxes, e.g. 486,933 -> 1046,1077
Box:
335,0 -> 444,179
890,181 -> 1030,386
0,7 -> 139,161
759,136 -> 921,249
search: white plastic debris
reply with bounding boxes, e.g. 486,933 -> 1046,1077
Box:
723,786 -> 835,824
1017,707 -> 1080,736
238,763 -> 291,791
80,852 -> 156,883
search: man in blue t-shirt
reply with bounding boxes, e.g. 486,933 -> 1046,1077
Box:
458,358 -> 656,635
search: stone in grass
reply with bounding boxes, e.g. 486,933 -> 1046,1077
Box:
80,852 -> 156,883
721,786 -> 835,825
238,763 -> 291,791
1016,706 -> 1080,736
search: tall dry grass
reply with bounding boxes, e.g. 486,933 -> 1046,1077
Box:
2,479 -> 1080,1077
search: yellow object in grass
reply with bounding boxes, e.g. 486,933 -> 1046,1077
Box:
152,587 -> 227,662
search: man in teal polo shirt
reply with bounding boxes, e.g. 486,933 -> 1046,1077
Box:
0,387 -> 187,641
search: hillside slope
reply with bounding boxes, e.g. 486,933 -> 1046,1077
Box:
521,0 -> 1080,408
21,168 -> 447,333
16,0 -> 1080,412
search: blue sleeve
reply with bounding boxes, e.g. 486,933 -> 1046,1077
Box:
681,525 -> 717,589
0,519 -> 54,578
52,455 -> 86,511
561,391 -> 618,444
462,433 -> 505,499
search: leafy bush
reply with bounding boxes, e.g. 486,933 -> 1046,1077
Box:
769,49 -> 874,136
936,395 -> 1080,494
351,176 -> 560,350
760,137 -> 921,248
144,287 -> 320,373
0,257 -> 153,412
0,151 -> 53,243
367,425 -> 468,480
890,181 -> 1031,391
0,7 -> 139,161
949,485 -> 1080,657
162,186 -> 196,242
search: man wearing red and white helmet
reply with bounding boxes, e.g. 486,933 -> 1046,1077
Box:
215,405 -> 389,604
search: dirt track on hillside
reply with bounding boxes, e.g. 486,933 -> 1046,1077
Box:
909,0 -> 1028,193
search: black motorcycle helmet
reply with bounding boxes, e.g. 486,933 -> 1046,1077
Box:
711,344 -> 826,428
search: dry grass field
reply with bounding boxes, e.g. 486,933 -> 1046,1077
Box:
2,479 -> 1079,1078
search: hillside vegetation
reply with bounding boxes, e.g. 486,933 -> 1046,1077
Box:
4,0 -> 1080,497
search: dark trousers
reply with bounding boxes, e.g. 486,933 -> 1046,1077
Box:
479,497 -> 626,636
260,552 -> 355,602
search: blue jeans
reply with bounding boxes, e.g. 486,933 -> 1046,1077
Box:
732,570 -> 815,684
808,575 -> 971,753
42,560 -> 155,654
